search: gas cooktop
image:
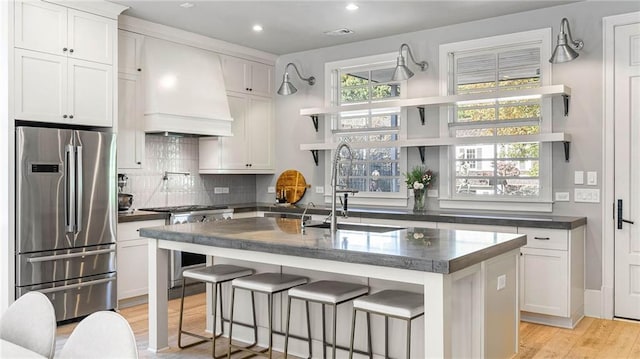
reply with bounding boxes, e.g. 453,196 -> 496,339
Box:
140,205 -> 229,213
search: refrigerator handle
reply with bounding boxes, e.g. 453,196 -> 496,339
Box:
65,145 -> 76,233
76,146 -> 83,233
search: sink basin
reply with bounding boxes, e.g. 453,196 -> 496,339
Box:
305,223 -> 404,233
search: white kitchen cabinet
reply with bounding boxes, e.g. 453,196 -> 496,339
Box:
15,1 -> 114,65
117,219 -> 166,304
199,93 -> 274,174
117,73 -> 144,169
222,56 -> 273,97
15,49 -> 113,126
118,30 -> 144,75
518,226 -> 585,328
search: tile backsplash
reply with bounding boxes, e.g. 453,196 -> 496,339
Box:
120,135 -> 256,208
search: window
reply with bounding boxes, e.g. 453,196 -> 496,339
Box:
439,29 -> 553,211
325,54 -> 407,205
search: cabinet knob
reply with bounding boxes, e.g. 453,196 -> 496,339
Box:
69,49 -> 74,53
69,115 -> 74,119
249,88 -> 253,92
249,164 -> 252,167
245,88 -> 249,91
62,47 -> 68,52
63,114 -> 68,119
136,161 -> 142,165
137,68 -> 142,72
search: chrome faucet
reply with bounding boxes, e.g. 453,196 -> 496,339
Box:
330,141 -> 359,233
300,202 -> 315,232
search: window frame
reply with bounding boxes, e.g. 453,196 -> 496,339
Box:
323,53 -> 409,207
438,28 -> 554,212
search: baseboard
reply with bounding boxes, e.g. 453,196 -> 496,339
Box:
584,289 -> 603,318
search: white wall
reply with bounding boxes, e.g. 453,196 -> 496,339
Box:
0,0 -> 10,313
257,1 -> 640,291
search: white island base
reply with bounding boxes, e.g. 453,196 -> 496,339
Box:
147,238 -> 519,358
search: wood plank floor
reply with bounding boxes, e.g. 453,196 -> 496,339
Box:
56,293 -> 640,358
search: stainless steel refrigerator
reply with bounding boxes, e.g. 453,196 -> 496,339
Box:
15,126 -> 117,322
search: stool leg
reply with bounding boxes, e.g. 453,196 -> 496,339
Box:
226,286 -> 236,359
305,300 -> 312,359
322,303 -> 326,359
217,282 -> 224,336
348,307 -> 357,359
211,282 -> 218,357
178,277 -> 187,348
406,318 -> 412,359
384,316 -> 389,359
284,296 -> 292,358
268,293 -> 273,359
250,291 -> 258,346
366,312 -> 372,359
332,303 -> 338,359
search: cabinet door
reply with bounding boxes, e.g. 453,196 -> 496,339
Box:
67,9 -> 114,65
68,58 -> 113,127
220,94 -> 249,169
117,73 -> 144,169
247,96 -> 273,170
116,238 -> 149,300
14,49 -> 68,123
118,30 -> 144,74
222,56 -> 249,93
520,247 -> 568,317
249,62 -> 273,97
14,0 -> 67,56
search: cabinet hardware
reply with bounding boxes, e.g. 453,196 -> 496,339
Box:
246,88 -> 249,91
69,115 -> 74,119
63,115 -> 68,119
618,199 -> 635,229
69,49 -> 74,53
534,237 -> 550,240
136,161 -> 141,165
137,68 -> 142,72
63,47 -> 68,52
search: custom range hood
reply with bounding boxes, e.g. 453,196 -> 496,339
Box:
143,37 -> 232,136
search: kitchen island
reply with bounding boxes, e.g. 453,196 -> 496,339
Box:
140,217 -> 527,358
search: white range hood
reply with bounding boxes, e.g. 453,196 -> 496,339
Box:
143,37 -> 233,136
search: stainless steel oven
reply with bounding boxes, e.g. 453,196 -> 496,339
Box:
140,205 -> 233,287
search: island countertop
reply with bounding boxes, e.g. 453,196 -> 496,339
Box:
139,217 -> 527,274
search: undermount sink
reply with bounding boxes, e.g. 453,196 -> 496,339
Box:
306,222 -> 405,233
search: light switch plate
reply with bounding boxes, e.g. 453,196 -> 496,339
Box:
587,171 -> 598,186
315,186 -> 324,194
574,171 -> 584,185
214,187 -> 229,194
575,188 -> 600,203
497,274 -> 506,291
555,192 -> 570,202
267,186 -> 275,193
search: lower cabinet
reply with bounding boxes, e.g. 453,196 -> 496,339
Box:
117,219 -> 165,305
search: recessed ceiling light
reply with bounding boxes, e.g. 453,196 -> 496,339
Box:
252,24 -> 263,32
346,3 -> 359,11
179,2 -> 194,8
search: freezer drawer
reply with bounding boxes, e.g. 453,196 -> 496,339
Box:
16,244 -> 115,286
16,272 -> 116,322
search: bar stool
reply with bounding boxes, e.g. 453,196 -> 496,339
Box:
178,264 -> 254,358
284,280 -> 372,359
349,290 -> 425,359
227,272 -> 308,359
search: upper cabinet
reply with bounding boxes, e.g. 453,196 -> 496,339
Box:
15,1 -> 114,65
118,31 -> 144,75
222,55 -> 273,97
13,0 -> 119,127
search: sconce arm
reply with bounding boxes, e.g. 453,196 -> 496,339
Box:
285,62 -> 316,86
399,43 -> 429,71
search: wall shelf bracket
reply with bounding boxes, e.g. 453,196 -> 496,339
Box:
417,106 -> 425,125
563,141 -> 570,162
418,146 -> 426,164
310,115 -> 319,132
562,95 -> 570,116
310,150 -> 319,166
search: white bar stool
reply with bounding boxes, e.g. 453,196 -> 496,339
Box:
227,272 -> 308,359
284,280 -> 372,359
178,264 -> 254,358
349,290 -> 425,359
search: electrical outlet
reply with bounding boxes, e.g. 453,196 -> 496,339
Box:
587,171 -> 598,186
575,188 -> 600,203
315,186 -> 324,194
214,187 -> 229,194
222,187 -> 229,194
497,274 -> 506,291
267,186 -> 275,193
555,192 -> 570,202
574,171 -> 584,185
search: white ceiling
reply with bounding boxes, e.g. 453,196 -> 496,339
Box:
114,1 -> 576,55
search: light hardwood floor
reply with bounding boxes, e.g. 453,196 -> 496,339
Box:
56,293 -> 640,358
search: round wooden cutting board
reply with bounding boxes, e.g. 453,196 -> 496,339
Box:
276,169 -> 310,204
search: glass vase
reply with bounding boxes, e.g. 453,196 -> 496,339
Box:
413,188 -> 426,212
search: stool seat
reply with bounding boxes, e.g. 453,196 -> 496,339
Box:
232,273 -> 307,293
182,264 -> 253,283
288,280 -> 368,304
353,290 -> 424,319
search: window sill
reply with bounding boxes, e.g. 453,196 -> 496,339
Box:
439,198 -> 553,212
323,193 -> 408,207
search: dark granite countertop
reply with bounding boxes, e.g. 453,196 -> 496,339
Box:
118,210 -> 169,223
139,217 -> 526,274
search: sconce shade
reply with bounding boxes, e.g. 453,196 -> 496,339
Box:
549,18 -> 584,64
277,72 -> 297,95
391,55 -> 414,81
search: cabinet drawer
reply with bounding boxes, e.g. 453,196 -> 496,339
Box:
117,220 -> 165,241
518,227 -> 568,250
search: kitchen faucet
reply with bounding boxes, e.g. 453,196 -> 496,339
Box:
330,141 -> 359,233
300,202 -> 315,232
